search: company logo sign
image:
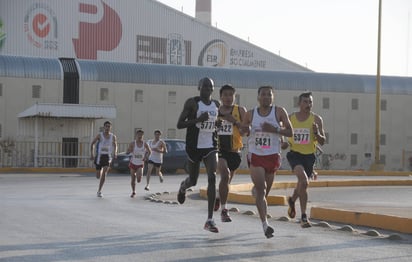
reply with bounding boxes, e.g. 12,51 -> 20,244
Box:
198,39 -> 227,67
0,18 -> 6,51
24,3 -> 58,50
73,1 -> 122,60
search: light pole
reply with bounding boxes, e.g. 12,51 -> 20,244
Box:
371,0 -> 384,171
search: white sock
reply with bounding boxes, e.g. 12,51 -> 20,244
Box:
223,203 -> 228,210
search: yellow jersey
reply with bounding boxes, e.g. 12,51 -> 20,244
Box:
218,104 -> 243,152
288,112 -> 317,154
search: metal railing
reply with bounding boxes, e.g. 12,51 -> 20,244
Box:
0,141 -> 130,168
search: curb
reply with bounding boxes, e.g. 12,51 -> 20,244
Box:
311,207 -> 412,234
199,179 -> 412,234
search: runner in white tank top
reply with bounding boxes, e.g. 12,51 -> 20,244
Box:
242,86 -> 293,238
145,130 -> 168,190
126,130 -> 151,197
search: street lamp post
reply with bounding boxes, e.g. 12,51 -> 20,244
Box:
371,0 -> 384,171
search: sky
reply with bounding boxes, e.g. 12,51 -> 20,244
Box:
157,0 -> 412,77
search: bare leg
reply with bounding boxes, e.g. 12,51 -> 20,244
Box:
203,152 -> 218,219
97,166 -> 108,193
146,163 -> 154,188
291,165 -> 309,215
130,168 -> 137,194
250,165 -> 268,222
217,158 -> 230,206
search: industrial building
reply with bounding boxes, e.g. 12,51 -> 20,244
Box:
0,0 -> 411,171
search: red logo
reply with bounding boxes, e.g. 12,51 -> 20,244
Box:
73,1 -> 122,60
32,14 -> 50,38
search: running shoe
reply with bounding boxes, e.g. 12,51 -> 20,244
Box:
214,197 -> 220,211
97,191 -> 103,198
264,225 -> 274,239
130,192 -> 136,198
301,213 -> 312,228
221,208 -> 232,222
287,196 -> 296,219
144,186 -> 149,191
204,220 -> 219,233
159,175 -> 164,183
177,182 -> 186,204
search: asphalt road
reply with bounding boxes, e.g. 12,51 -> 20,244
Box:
0,172 -> 411,262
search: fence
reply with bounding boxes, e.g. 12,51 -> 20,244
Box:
0,141 -> 130,168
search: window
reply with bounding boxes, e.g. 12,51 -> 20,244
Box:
350,133 -> 358,145
293,96 -> 299,108
100,88 -> 108,101
167,128 -> 176,138
380,134 -> 386,146
32,85 -> 41,98
380,99 -> 387,111
135,89 -> 143,102
351,98 -> 358,110
350,154 -> 357,167
168,91 -> 176,104
322,97 -> 330,109
0,83 -> 3,96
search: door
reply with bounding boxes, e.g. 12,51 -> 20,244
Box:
62,138 -> 78,167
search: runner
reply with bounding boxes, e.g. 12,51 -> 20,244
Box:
126,129 -> 151,197
176,77 -> 221,233
215,84 -> 247,222
145,130 -> 167,190
90,121 -> 118,198
243,86 -> 293,238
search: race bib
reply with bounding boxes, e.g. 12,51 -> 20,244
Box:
134,153 -> 143,160
197,120 -> 216,132
254,131 -> 272,150
217,120 -> 233,135
293,128 -> 311,144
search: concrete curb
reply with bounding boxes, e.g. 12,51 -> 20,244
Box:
199,179 -> 412,234
311,207 -> 412,234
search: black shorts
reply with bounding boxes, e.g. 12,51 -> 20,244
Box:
95,154 -> 110,170
186,147 -> 218,163
218,151 -> 241,171
147,160 -> 162,168
286,151 -> 316,178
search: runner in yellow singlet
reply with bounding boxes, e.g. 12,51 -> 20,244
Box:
282,92 -> 326,228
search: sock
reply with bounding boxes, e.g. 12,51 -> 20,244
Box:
223,203 -> 228,210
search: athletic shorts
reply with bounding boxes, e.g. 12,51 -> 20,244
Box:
186,147 -> 218,163
129,162 -> 144,171
247,153 -> 281,174
218,151 -> 242,171
286,151 -> 316,178
147,160 -> 162,168
95,154 -> 110,170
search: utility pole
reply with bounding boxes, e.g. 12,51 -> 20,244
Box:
371,0 -> 384,171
